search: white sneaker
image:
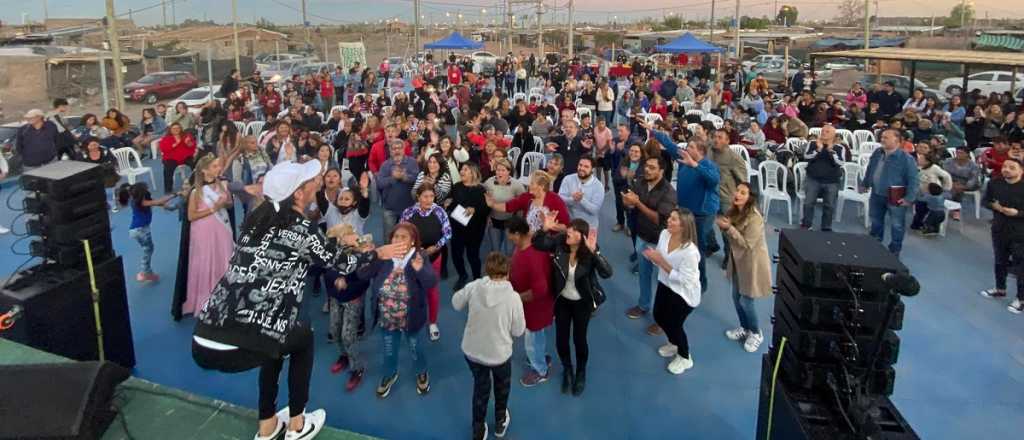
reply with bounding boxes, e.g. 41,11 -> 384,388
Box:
254,417 -> 285,440
494,409 -> 510,438
743,332 -> 764,353
1009,299 -> 1023,315
429,323 -> 440,341
657,343 -> 678,358
724,327 -> 747,341
284,409 -> 326,440
0,226 -> 9,234
667,354 -> 694,375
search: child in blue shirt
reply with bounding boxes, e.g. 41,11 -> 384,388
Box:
117,182 -> 175,283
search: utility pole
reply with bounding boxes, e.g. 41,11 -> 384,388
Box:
536,1 -> 544,60
104,0 -> 125,111
171,0 -> 176,26
414,0 -> 421,51
42,0 -> 48,23
568,0 -> 574,58
733,0 -> 741,59
863,0 -> 871,70
506,0 -> 513,52
231,0 -> 240,72
709,0 -> 716,43
301,0 -> 310,47
162,0 -> 167,27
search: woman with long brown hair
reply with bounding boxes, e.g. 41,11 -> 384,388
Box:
716,182 -> 773,353
645,208 -> 701,375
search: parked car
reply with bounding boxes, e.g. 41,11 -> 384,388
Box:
124,71 -> 199,104
822,57 -> 863,72
939,71 -> 1024,96
853,73 -> 947,105
741,54 -> 799,70
255,53 -> 316,71
471,51 -> 498,74
167,86 -> 225,115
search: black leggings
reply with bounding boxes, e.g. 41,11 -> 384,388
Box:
450,227 -> 485,280
653,282 -> 695,358
466,357 -> 511,430
192,323 -> 314,420
555,296 -> 592,372
992,229 -> 1024,300
162,156 -> 195,194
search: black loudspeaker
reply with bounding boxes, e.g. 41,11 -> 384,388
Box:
776,264 -> 905,331
0,257 -> 136,369
779,229 -> 907,292
755,356 -> 919,440
19,161 -> 106,196
0,361 -> 130,440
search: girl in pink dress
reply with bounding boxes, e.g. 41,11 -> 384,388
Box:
183,154 -> 235,315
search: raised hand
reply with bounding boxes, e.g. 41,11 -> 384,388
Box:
585,229 -> 598,252
375,243 -> 408,260
715,215 -> 731,230
334,277 -> 348,291
542,209 -> 560,231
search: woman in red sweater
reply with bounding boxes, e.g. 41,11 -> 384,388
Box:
158,122 -> 197,194
486,170 -> 570,234
506,215 -> 555,386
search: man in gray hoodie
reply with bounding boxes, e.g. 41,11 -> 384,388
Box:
453,252 -> 526,440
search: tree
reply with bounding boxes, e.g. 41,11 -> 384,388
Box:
835,0 -> 862,26
740,16 -> 772,30
945,3 -> 975,28
661,16 -> 683,31
593,31 -> 622,48
255,17 -> 279,32
776,5 -> 798,26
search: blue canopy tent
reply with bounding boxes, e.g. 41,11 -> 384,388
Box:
423,32 -> 483,50
655,33 -> 723,53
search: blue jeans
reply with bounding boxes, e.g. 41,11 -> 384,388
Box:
635,238 -> 657,311
381,210 -> 400,240
868,194 -> 908,256
694,214 -> 714,292
524,327 -> 549,376
382,328 -> 426,377
487,220 -> 511,255
128,226 -> 154,274
801,178 -> 838,231
731,269 -> 760,333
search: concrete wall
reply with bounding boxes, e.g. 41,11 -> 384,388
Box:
0,55 -> 48,112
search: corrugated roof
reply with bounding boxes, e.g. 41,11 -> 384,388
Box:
810,47 -> 1024,67
975,34 -> 1024,52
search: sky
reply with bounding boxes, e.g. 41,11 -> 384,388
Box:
2,0 -> 1022,28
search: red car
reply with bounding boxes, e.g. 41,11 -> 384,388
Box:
124,71 -> 199,104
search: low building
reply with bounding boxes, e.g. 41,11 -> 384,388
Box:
136,26 -> 287,60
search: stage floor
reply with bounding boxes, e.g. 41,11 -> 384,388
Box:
0,339 -> 375,440
2,158 -> 1023,439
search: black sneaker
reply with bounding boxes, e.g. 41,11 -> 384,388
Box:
494,409 -> 510,438
376,373 -> 398,399
979,289 -> 1007,299
416,372 -> 430,395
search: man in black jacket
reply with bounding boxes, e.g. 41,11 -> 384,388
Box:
873,81 -> 904,119
980,157 -> 1024,314
800,124 -> 844,231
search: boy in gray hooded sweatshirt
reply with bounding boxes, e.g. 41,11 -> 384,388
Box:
453,252 -> 527,440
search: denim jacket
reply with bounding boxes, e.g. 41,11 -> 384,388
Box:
653,130 -> 721,215
862,148 -> 920,203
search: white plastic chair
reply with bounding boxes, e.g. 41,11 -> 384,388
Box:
730,144 -> 757,182
507,147 -> 522,172
149,139 -> 160,159
533,136 -> 544,152
808,127 -> 822,138
111,147 -> 155,187
529,87 -> 543,96
246,121 -> 266,137
513,92 -> 527,103
853,129 -> 876,149
835,129 -> 856,149
793,162 -> 808,206
962,188 -> 983,219
576,107 -> 593,121
858,141 -> 881,160
703,113 -> 724,129
330,105 -> 348,114
520,152 -> 546,178
939,200 -> 964,237
686,123 -> 700,134
685,109 -> 704,119
642,113 -> 663,125
785,138 -> 809,155
528,93 -> 543,104
757,160 -> 792,224
835,163 -> 870,229
681,101 -> 696,111
233,121 -> 246,134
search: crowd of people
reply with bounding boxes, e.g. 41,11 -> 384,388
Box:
6,48 -> 1024,440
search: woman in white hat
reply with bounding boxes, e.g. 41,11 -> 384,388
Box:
191,160 -> 406,440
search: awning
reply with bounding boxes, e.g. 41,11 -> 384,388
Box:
975,34 -> 1024,52
811,37 -> 906,50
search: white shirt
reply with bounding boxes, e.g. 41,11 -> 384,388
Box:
654,230 -> 702,307
560,262 -> 581,300
557,173 -> 605,229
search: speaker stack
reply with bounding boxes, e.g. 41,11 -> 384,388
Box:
756,229 -> 919,440
0,161 -> 135,369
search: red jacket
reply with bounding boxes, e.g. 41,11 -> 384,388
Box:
320,79 -> 334,98
259,92 -> 282,116
467,132 -> 511,149
984,148 -> 1009,175
159,134 -> 196,165
510,244 -> 553,331
505,191 -> 570,227
368,138 -> 412,173
448,65 -> 462,85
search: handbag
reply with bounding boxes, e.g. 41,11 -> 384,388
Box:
590,271 -> 607,308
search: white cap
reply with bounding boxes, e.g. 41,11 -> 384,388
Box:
262,161 -> 322,206
23,109 -> 45,119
